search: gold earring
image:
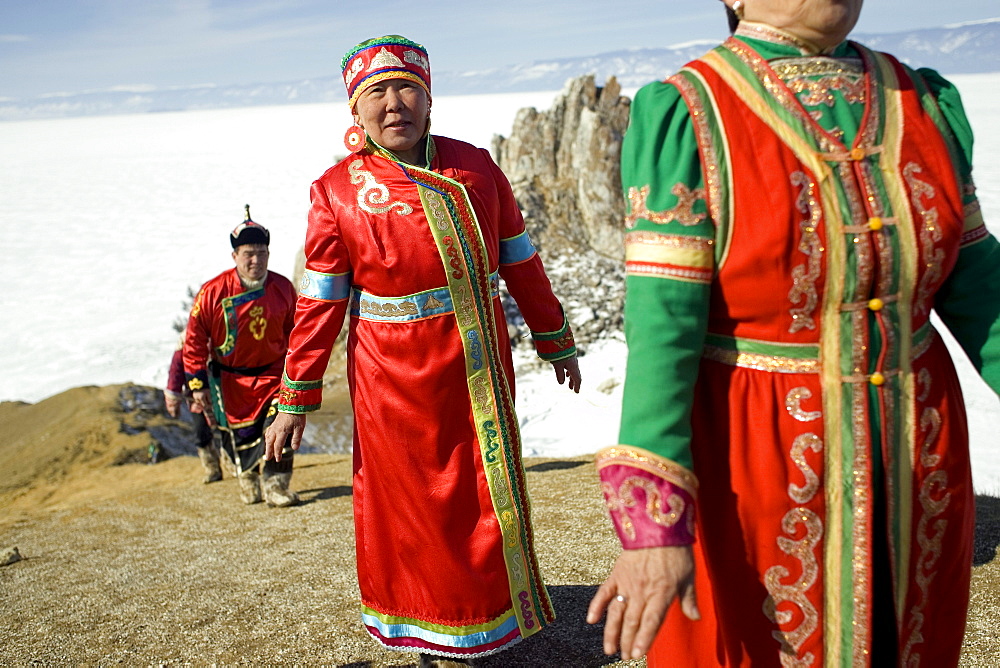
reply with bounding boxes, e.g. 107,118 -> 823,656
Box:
733,0 -> 745,20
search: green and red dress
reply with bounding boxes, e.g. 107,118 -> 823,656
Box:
277,135 -> 575,658
183,268 -> 296,471
600,22 -> 1000,666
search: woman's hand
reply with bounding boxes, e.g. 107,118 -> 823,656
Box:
264,412 -> 306,461
586,545 -> 699,660
552,355 -> 582,393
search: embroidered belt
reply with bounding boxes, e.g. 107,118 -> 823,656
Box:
350,271 -> 500,323
703,324 -> 935,373
702,333 -> 820,374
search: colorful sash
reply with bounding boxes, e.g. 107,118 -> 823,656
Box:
387,157 -> 554,643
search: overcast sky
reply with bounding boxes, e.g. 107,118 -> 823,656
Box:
1,1 -> 997,100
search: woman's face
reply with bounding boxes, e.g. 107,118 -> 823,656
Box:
728,0 -> 864,49
353,78 -> 430,163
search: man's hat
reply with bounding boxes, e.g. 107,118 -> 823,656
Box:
230,204 -> 270,248
341,35 -> 430,110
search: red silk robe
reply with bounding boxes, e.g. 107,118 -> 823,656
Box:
277,136 -> 575,657
183,268 -> 296,430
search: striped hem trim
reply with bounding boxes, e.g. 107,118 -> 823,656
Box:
361,606 -> 520,654
367,625 -> 523,659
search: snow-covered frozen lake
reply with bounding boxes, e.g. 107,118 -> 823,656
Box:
1,75 -> 998,492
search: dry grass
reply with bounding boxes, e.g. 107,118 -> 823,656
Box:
0,385 -> 997,666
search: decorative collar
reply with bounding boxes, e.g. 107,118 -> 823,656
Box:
367,134 -> 436,170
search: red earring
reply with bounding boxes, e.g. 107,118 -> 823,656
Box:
344,125 -> 366,153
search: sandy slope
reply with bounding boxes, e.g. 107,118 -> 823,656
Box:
1,385 -> 998,666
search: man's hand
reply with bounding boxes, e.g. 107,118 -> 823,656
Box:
552,355 -> 582,393
265,412 -> 307,462
586,545 -> 699,660
191,390 -> 215,427
164,392 -> 181,418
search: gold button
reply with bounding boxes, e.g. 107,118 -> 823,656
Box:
868,298 -> 884,311
868,217 -> 883,231
870,372 -> 886,386
850,147 -> 866,161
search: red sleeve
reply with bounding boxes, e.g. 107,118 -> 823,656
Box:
165,347 -> 186,396
486,152 -> 576,361
181,281 -> 214,391
277,179 -> 352,413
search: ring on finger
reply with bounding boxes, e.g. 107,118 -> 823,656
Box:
615,594 -> 627,604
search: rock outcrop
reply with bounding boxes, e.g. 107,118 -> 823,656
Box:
493,75 -> 630,349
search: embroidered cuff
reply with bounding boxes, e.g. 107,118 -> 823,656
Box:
275,373 -> 323,413
185,370 -> 208,392
531,315 -> 576,362
595,446 -> 698,549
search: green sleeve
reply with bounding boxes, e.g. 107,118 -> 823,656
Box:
920,69 -> 1000,395
918,67 -> 974,189
618,82 -> 714,471
934,234 -> 1000,394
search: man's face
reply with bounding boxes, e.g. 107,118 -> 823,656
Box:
232,244 -> 269,282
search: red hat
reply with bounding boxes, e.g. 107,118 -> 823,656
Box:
341,35 -> 430,109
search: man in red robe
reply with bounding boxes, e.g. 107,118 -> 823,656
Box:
183,207 -> 299,506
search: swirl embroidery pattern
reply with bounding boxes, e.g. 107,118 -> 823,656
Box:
904,162 -> 944,316
349,159 -> 414,215
763,509 -> 823,667
902,370 -> 950,665
625,183 -> 706,229
601,477 -> 687,542
788,172 -> 823,332
761,387 -> 824,667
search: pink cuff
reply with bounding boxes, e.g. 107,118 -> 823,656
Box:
595,447 -> 698,549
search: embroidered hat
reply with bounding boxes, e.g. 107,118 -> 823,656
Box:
341,35 -> 431,109
230,204 -> 270,248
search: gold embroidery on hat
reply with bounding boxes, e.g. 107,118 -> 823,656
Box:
403,49 -> 429,72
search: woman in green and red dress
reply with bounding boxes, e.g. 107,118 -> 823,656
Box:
589,1 -> 1000,665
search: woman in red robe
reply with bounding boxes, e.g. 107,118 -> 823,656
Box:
265,35 -> 580,663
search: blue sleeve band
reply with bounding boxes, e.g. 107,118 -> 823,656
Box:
299,269 -> 352,302
499,231 -> 537,265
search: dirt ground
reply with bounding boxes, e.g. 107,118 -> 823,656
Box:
1,384 -> 998,666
